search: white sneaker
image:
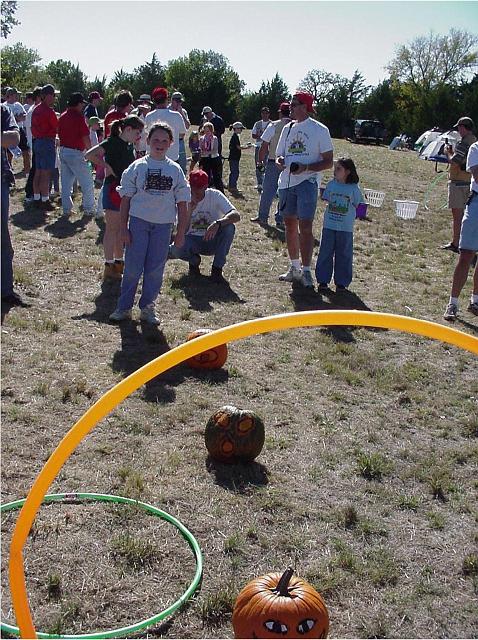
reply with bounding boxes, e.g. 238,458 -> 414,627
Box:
301,270 -> 315,288
279,265 -> 302,282
140,304 -> 160,325
109,308 -> 132,322
443,303 -> 458,321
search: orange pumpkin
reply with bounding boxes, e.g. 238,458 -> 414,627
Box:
185,329 -> 228,370
232,568 -> 329,639
205,405 -> 265,463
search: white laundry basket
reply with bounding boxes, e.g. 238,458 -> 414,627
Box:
394,200 -> 419,219
364,188 -> 386,207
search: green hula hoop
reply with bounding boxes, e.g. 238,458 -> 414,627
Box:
1,492 -> 203,639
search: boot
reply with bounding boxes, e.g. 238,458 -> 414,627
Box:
114,260 -> 124,276
103,263 -> 118,280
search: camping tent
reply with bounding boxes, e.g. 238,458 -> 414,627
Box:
418,130 -> 460,162
414,129 -> 442,153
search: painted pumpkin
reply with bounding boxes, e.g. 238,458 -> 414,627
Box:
205,405 -> 265,463
186,329 -> 228,370
232,568 -> 329,639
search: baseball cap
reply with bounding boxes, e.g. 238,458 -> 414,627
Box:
88,91 -> 103,101
152,87 -> 168,101
453,117 -> 474,130
292,91 -> 315,113
41,84 -> 56,96
88,116 -> 101,126
189,170 -> 209,189
279,101 -> 290,113
232,121 -> 245,129
138,93 -> 152,103
171,91 -> 184,102
67,92 -> 86,107
5,87 -> 17,96
202,106 -> 213,114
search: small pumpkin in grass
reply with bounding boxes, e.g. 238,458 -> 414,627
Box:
185,329 -> 228,370
205,405 -> 265,463
232,568 -> 329,639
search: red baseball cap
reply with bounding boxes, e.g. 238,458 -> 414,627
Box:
293,92 -> 314,113
189,170 -> 209,189
279,101 -> 290,113
88,91 -> 103,101
152,86 -> 168,101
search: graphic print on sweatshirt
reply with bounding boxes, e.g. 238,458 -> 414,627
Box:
287,131 -> 307,155
144,169 -> 173,193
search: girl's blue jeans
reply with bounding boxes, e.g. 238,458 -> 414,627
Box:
117,216 -> 173,311
315,228 -> 354,288
228,159 -> 239,189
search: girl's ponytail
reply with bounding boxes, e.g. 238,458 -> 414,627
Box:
109,115 -> 144,138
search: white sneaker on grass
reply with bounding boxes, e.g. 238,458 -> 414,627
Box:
109,308 -> 132,322
301,270 -> 315,288
443,303 -> 458,321
279,265 -> 302,282
140,304 -> 161,325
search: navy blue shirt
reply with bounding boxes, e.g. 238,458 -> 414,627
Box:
1,104 -> 19,185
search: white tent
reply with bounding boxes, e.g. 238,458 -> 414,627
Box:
418,130 -> 460,162
414,129 -> 442,153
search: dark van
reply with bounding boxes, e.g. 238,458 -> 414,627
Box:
350,120 -> 385,145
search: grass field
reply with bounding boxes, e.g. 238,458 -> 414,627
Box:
1,132 -> 477,639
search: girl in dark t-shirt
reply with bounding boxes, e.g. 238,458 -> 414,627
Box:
85,115 -> 144,280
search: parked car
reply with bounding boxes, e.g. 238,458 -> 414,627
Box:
350,120 -> 385,145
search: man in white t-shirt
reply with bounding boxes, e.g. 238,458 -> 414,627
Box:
169,91 -> 190,174
275,91 -> 334,289
443,140 -> 478,321
251,106 -> 271,191
169,169 -> 240,283
251,102 -> 291,228
145,87 -> 186,164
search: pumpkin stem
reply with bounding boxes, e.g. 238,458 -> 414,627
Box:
275,568 -> 294,596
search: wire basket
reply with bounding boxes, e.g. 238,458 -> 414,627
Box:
394,200 -> 419,219
364,188 -> 386,207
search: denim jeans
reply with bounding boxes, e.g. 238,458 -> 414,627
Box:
315,228 -> 354,287
117,217 -> 173,311
1,181 -> 14,297
228,159 -> 239,189
178,138 -> 187,174
25,150 -> 35,198
59,147 -> 95,214
173,224 -> 235,269
258,160 -> 283,225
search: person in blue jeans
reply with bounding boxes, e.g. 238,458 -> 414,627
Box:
315,157 -> 364,292
1,104 -> 23,305
228,122 -> 246,192
169,169 -> 240,284
109,123 -> 190,325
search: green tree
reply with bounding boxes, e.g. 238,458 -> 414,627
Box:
44,59 -> 87,110
131,53 -> 165,96
356,80 -> 401,140
387,29 -> 478,90
238,73 -> 290,128
1,1 -> 19,39
165,49 -> 244,125
1,42 -> 43,91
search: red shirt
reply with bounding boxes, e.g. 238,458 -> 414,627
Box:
58,108 -> 90,150
31,102 -> 58,139
103,110 -> 123,138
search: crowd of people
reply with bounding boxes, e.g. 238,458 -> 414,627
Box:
1,84 -> 477,325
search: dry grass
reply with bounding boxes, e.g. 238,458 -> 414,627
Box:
1,133 -> 478,639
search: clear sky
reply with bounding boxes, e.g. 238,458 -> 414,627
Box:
5,1 -> 478,92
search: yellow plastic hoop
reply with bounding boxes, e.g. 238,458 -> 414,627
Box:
8,311 -> 478,638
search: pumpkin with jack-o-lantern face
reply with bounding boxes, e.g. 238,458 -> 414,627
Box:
232,568 -> 329,639
185,329 -> 228,369
205,405 -> 265,463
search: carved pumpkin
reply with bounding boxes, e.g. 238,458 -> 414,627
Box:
186,329 -> 228,370
232,568 -> 329,639
205,405 -> 265,463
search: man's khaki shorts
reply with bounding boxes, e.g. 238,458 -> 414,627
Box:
448,182 -> 471,209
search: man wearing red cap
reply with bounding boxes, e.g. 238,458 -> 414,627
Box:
145,87 -> 186,165
168,169 -> 240,283
84,91 -> 103,121
275,91 -> 333,289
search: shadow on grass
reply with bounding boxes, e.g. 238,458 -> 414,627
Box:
94,216 -> 105,245
171,273 -> 246,312
10,205 -> 49,230
206,456 -> 269,493
289,284 -> 377,343
44,213 -> 91,238
72,279 -> 122,324
456,317 -> 478,335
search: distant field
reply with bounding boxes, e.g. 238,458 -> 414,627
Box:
1,134 -> 477,639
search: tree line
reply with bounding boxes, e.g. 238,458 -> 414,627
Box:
1,28 -> 477,142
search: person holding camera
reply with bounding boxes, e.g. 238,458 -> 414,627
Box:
275,92 -> 333,289
442,117 -> 476,253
